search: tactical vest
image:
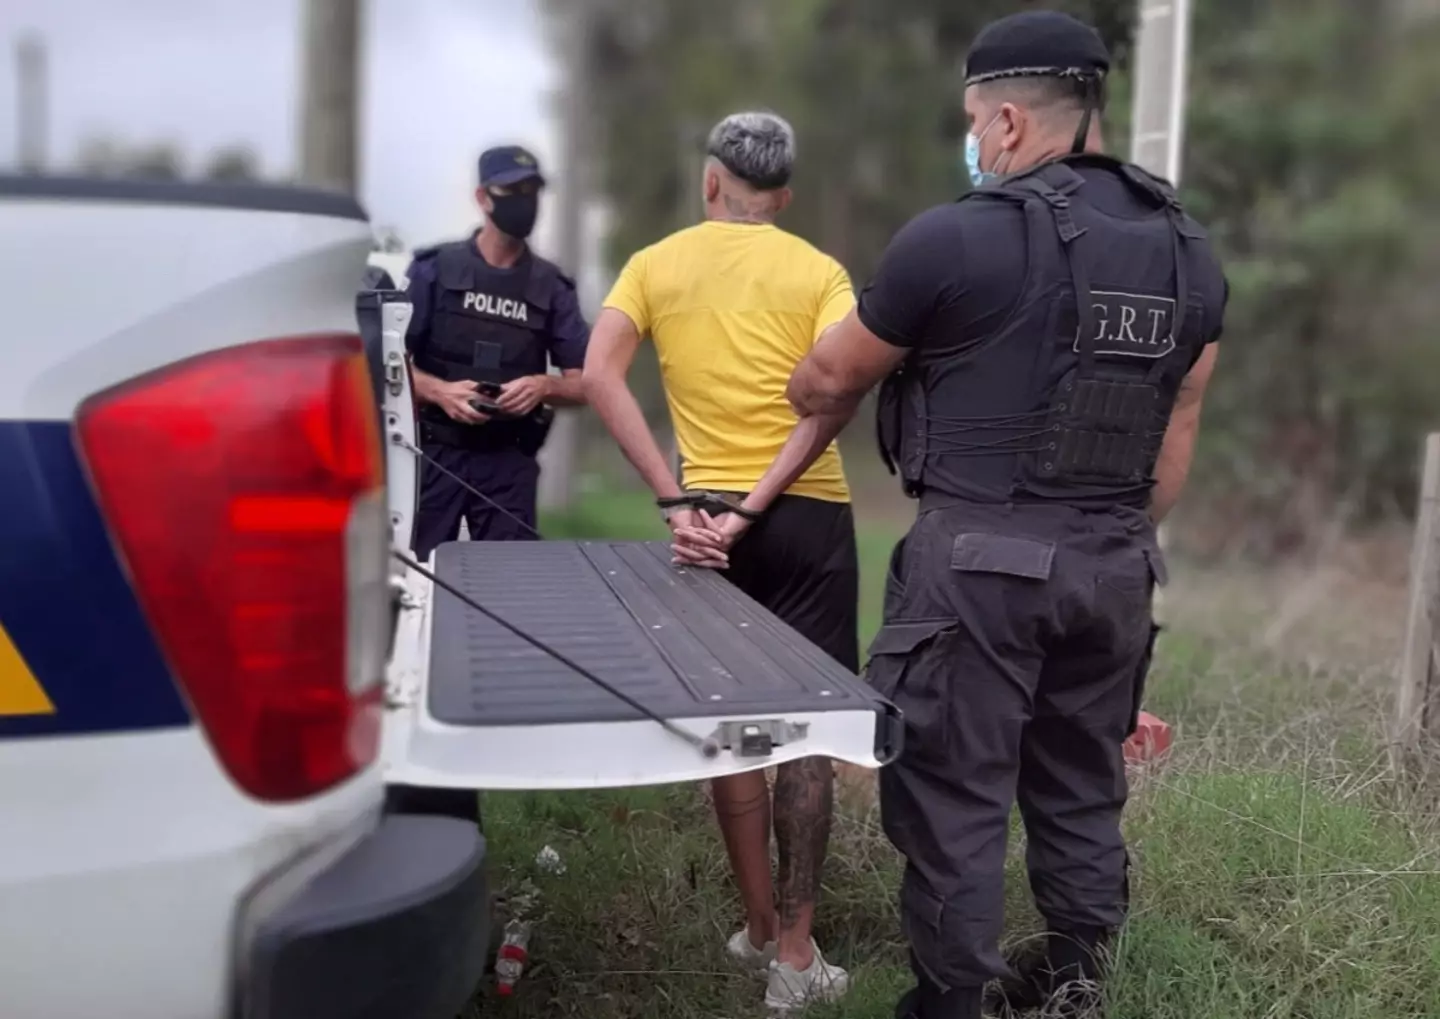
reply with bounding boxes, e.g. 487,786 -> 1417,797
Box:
412,241 -> 556,390
876,156 -> 1218,509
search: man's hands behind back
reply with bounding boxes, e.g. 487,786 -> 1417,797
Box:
669,509 -> 752,569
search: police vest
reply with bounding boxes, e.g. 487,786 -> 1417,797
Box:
411,241 -> 557,389
876,156 -> 1220,509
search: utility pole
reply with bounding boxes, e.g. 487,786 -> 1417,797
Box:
1129,0 -> 1193,618
14,33 -> 48,174
298,0 -> 363,194
1129,0 -> 1192,187
536,3 -> 592,512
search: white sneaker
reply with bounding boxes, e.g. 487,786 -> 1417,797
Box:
726,927 -> 777,976
764,941 -> 850,1011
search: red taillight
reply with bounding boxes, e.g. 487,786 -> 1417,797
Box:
76,335 -> 389,802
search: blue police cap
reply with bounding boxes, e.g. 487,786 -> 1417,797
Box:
478,145 -> 546,188
964,10 -> 1110,86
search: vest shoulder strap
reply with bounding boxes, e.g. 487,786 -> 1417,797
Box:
1110,163 -> 1212,241
1115,161 -> 1178,205
438,242 -> 484,290
1005,175 -> 1087,244
523,255 -> 560,311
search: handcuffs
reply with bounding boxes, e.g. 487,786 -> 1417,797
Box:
656,491 -> 764,525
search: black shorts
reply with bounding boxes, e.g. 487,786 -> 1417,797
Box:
721,494 -> 860,673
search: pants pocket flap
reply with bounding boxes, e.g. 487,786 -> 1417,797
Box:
950,532 -> 1055,580
866,619 -> 954,658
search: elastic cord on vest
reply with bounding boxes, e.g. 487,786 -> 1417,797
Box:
916,410 -> 1055,457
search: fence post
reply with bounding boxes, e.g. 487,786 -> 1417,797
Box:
1393,432 -> 1440,765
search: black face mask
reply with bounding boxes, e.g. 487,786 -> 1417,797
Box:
487,191 -> 539,240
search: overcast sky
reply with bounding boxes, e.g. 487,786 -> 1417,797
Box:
0,0 -> 558,248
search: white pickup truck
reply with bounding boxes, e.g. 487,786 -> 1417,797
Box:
0,174 -> 900,1019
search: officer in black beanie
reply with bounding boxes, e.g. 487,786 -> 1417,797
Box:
781,10 -> 1230,1018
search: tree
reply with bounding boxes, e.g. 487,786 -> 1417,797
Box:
1178,0 -> 1440,552
537,0 -> 1132,439
76,137 -> 184,179
547,0 -> 1439,552
76,138 -> 277,186
202,146 -> 263,182
544,0 -> 1131,278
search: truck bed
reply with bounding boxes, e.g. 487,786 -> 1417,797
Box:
429,539 -> 879,726
382,539 -> 900,792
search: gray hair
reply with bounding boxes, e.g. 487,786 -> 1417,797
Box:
705,111 -> 795,191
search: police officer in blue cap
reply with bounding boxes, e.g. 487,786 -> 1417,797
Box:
780,10 -> 1229,1018
404,145 -> 590,560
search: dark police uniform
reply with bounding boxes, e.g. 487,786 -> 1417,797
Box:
866,14 -> 1228,1019
404,148 -> 589,561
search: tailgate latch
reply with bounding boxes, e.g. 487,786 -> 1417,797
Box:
384,350 -> 406,395
701,719 -> 810,759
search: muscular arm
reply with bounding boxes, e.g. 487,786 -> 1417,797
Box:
582,308 -> 683,500
785,310 -> 908,418
1151,343 -> 1219,523
787,206 -> 959,418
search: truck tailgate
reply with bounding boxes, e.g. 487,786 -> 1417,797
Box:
359,286 -> 902,792
383,539 -> 901,791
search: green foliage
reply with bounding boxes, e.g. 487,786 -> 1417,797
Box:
545,0 -> 1132,280
549,0 -> 1440,549
1179,1 -> 1440,544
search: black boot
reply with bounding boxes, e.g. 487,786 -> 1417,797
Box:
895,982 -> 985,1019
982,927 -> 1109,1017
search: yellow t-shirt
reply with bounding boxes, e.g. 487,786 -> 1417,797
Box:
602,221 -> 854,503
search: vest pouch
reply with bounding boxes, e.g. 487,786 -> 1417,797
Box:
876,372 -> 906,478
514,407 -> 555,458
432,303 -> 540,385
1040,371 -> 1162,482
898,375 -> 930,497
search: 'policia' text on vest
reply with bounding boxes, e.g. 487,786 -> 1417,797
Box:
462,292 -> 529,323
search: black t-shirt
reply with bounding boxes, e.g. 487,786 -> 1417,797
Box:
858,163 -> 1228,362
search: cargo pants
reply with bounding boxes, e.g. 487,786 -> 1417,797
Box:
866,499 -> 1164,992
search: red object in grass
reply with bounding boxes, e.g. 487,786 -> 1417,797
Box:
1124,711 -> 1173,764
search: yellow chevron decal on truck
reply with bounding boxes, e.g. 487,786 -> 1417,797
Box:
0,620 -> 54,716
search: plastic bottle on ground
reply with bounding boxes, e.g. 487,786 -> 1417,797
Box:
495,919 -> 532,996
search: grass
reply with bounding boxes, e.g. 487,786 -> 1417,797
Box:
460,489 -> 1440,1018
